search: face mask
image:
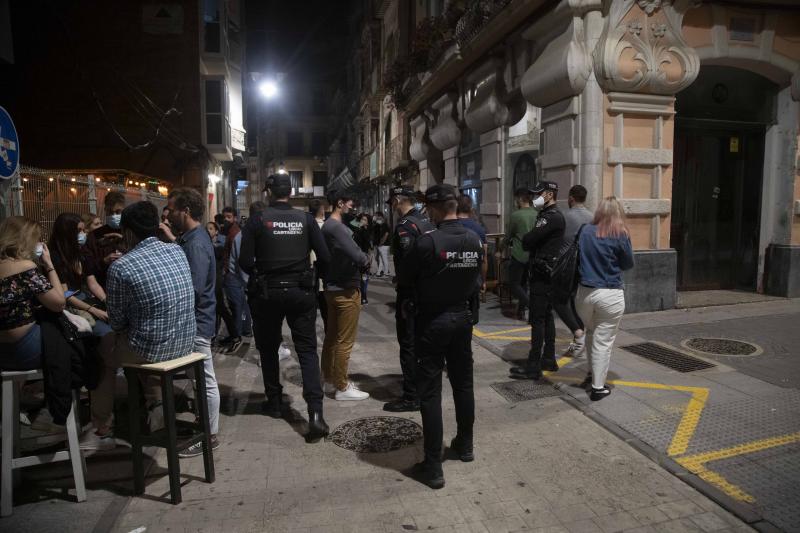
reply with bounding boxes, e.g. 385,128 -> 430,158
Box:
107,213 -> 122,228
414,203 -> 424,212
78,232 -> 87,245
532,195 -> 546,209
34,243 -> 44,258
375,218 -> 383,224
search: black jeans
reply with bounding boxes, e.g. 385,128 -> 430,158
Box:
395,291 -> 417,401
215,269 -> 236,338
553,293 -> 583,333
507,258 -> 529,309
529,279 -> 556,365
249,287 -> 324,412
416,310 -> 474,464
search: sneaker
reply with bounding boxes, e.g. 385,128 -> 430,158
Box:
79,429 -> 117,452
540,358 -> 559,372
278,343 -> 291,361
178,435 -> 220,458
564,336 -> 586,358
31,408 -> 65,434
335,382 -> 370,401
449,435 -> 474,462
509,365 -> 541,380
383,399 -> 419,412
590,386 -> 611,401
323,381 -> 336,396
225,337 -> 243,354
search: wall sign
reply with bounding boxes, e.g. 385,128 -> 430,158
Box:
0,106 -> 19,180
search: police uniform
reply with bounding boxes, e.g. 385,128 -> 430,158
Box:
239,174 -> 332,442
399,184 -> 483,488
510,181 -> 565,379
385,186 -> 433,412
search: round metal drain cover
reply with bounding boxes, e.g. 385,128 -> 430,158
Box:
329,416 -> 422,453
683,338 -> 762,357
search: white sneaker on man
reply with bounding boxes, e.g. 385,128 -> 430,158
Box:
278,343 -> 292,361
335,382 -> 370,401
564,335 -> 586,358
79,429 -> 117,452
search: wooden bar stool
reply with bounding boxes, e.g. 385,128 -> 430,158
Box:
122,352 -> 214,505
1,370 -> 87,516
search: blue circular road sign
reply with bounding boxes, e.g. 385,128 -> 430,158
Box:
0,106 -> 20,180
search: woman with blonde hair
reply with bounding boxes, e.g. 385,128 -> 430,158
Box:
81,212 -> 103,233
575,197 -> 634,401
0,216 -> 66,369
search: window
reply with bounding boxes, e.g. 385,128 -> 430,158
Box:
203,0 -> 221,53
311,131 -> 327,156
288,171 -> 303,190
313,171 -> 327,187
287,131 -> 304,156
204,78 -> 228,146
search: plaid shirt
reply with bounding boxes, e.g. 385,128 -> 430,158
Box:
107,237 -> 196,362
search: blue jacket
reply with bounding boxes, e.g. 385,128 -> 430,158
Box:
578,225 -> 634,289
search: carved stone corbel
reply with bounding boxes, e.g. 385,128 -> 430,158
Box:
464,58 -> 527,134
409,114 -> 434,162
593,0 -> 700,95
429,92 -> 462,151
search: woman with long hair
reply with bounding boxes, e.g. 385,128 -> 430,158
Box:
0,217 -> 66,369
81,212 -> 103,233
575,197 -> 634,401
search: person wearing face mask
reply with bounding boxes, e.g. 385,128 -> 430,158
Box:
85,190 -> 126,302
372,212 -> 390,277
510,181 -> 566,380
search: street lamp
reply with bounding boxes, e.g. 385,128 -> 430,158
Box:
259,80 -> 278,99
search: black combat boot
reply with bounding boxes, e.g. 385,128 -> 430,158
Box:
509,363 -> 541,380
450,435 -> 474,462
540,358 -> 559,372
261,396 -> 282,418
306,411 -> 330,443
413,460 -> 445,489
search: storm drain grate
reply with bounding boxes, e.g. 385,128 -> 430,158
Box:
329,416 -> 422,453
622,342 -> 716,372
684,337 -> 760,356
491,380 -> 562,403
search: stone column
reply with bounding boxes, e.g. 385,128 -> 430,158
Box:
429,92 -> 462,187
479,128 -> 504,234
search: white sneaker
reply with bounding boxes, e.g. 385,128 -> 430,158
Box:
335,382 -> 370,401
323,381 -> 336,395
278,343 -> 292,361
565,335 -> 586,358
79,429 -> 117,452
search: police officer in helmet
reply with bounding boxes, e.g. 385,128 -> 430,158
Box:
510,180 -> 565,380
239,173 -> 332,442
384,185 -> 432,413
400,183 -> 483,489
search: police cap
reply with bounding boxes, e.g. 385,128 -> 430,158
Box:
529,181 -> 559,195
424,184 -> 458,204
386,185 -> 415,203
264,173 -> 292,191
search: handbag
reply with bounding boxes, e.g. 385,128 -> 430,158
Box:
62,310 -> 93,335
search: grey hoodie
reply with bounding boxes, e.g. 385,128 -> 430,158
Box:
322,217 -> 369,290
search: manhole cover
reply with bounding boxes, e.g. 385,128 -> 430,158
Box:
682,338 -> 762,357
622,342 -> 716,372
329,416 -> 422,453
491,380 -> 562,403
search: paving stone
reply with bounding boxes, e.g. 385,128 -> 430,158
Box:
628,505 -> 671,526
592,511 -> 643,532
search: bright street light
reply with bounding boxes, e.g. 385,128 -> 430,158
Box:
259,81 -> 278,99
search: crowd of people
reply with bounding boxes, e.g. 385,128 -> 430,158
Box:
0,174 -> 633,488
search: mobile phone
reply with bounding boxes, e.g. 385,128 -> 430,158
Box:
64,289 -> 80,299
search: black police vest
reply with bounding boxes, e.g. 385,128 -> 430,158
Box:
417,229 -> 482,309
256,206 -> 309,274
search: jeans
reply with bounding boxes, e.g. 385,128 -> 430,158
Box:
575,286 -> 625,389
321,289 -> 361,390
395,291 -> 417,402
224,275 -> 252,337
250,287 -> 324,412
416,310 -> 474,464
360,274 -> 369,303
507,258 -> 529,309
528,279 -> 556,366
215,269 -> 237,338
553,294 -> 583,334
0,324 -> 42,370
193,337 -> 220,434
376,245 -> 391,275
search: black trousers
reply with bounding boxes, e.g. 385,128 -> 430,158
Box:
553,293 -> 583,333
529,279 -> 556,366
507,258 -> 529,309
317,289 -> 328,333
215,268 -> 236,338
395,291 -> 417,401
416,310 -> 474,464
249,287 -> 324,412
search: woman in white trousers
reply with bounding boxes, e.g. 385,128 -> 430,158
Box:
574,197 -> 635,401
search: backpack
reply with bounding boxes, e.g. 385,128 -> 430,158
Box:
550,225 -> 586,304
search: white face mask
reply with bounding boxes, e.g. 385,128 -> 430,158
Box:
34,243 -> 44,258
532,195 -> 546,209
107,213 -> 122,229
77,232 -> 87,245
414,203 -> 424,212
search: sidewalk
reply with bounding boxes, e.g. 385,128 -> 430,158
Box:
1,279 -> 759,533
475,293 -> 800,532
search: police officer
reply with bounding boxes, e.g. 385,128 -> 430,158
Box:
239,174 -> 332,442
510,181 -> 565,380
400,183 -> 483,489
384,185 -> 433,413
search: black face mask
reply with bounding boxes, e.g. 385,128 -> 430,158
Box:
342,213 -> 356,226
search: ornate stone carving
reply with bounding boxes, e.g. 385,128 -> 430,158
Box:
464,59 -> 526,134
594,0 -> 699,95
429,92 -> 462,151
409,115 -> 433,162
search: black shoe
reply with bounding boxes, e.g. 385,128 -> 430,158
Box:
225,337 -> 243,354
306,411 -> 329,443
262,396 -> 282,418
178,435 -> 220,458
383,399 -> 420,412
541,358 -> 559,372
579,374 -> 592,389
413,461 -> 445,489
590,386 -> 611,401
449,435 -> 474,462
509,365 -> 541,380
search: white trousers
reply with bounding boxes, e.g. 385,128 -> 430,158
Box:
375,245 -> 391,275
575,286 -> 625,389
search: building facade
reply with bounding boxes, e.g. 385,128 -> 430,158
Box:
383,0 -> 800,311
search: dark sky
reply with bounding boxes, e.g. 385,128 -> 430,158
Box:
245,0 -> 356,83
